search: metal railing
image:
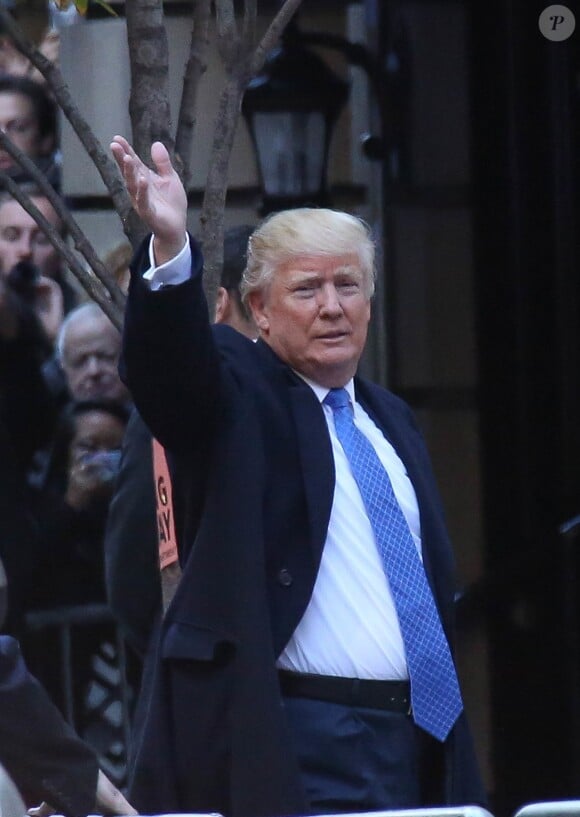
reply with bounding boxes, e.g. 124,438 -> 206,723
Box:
23,602 -> 135,789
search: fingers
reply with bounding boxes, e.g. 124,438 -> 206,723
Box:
27,802 -> 55,817
95,769 -> 138,815
150,140 -> 174,178
111,134 -> 136,158
111,138 -> 150,210
111,136 -> 174,182
110,136 -> 142,182
111,136 -> 164,215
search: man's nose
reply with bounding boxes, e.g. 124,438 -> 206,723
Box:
318,284 -> 343,315
14,236 -> 33,258
85,355 -> 102,375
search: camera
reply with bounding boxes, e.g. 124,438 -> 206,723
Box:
5,260 -> 40,306
80,449 -> 122,482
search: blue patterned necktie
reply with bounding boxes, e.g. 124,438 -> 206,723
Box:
324,387 -> 463,741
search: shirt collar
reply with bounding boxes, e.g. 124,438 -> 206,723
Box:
293,371 -> 355,406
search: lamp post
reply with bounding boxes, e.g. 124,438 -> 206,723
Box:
242,17 -> 409,214
242,23 -> 349,215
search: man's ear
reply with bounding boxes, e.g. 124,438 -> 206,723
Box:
247,290 -> 269,332
214,286 -> 229,324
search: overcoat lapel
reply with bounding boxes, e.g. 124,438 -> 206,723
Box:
289,383 -> 335,565
254,339 -> 336,566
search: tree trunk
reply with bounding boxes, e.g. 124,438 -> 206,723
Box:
125,0 -> 174,165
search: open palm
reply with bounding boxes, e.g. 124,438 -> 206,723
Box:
111,135 -> 188,259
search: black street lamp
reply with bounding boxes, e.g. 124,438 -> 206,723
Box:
242,23 -> 349,215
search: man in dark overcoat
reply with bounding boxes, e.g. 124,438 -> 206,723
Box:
111,135 -> 486,817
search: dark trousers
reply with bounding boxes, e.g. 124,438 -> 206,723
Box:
282,695 -> 425,814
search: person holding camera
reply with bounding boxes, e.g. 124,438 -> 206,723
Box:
0,272 -> 57,628
0,186 -> 77,346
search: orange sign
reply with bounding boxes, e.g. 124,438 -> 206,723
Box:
152,438 -> 179,570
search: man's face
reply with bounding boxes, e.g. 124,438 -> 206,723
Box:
0,197 -> 62,278
0,92 -> 46,171
249,253 -> 371,388
61,313 -> 129,402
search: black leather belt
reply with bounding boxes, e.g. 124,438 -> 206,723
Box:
278,670 -> 411,713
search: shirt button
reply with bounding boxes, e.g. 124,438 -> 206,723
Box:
277,568 -> 293,587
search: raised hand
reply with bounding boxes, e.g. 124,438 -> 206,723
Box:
110,135 -> 188,265
33,276 -> 64,344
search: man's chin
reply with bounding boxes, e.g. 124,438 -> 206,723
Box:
305,356 -> 359,388
78,387 -> 115,401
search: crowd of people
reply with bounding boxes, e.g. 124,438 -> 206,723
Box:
0,17 -> 487,817
0,28 -> 140,807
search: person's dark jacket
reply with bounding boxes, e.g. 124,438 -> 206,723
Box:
0,295 -> 55,626
105,408 -> 162,656
0,295 -> 54,470
0,635 -> 98,816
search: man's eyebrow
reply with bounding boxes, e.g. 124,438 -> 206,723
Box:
335,265 -> 363,276
287,269 -> 323,280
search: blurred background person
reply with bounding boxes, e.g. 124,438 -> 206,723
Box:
58,303 -> 130,403
0,271 -> 55,630
29,301 -> 129,563
0,188 -> 62,280
38,301 -> 129,435
0,74 -> 59,187
0,187 -> 76,344
28,399 -> 129,613
0,12 -> 61,86
18,399 -> 130,780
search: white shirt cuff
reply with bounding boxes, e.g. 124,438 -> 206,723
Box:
143,235 -> 191,290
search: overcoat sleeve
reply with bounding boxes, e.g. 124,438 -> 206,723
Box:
121,234 -> 223,454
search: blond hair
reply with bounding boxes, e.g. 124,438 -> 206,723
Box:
240,208 -> 375,304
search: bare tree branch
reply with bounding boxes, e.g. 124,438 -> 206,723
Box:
214,0 -> 241,67
125,0 -> 174,170
0,7 -> 146,248
214,0 -> 238,45
175,0 -> 212,189
199,74 -> 246,312
251,0 -> 304,76
0,131 -> 125,317
0,173 -> 124,330
243,0 -> 258,44
199,0 -> 304,311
